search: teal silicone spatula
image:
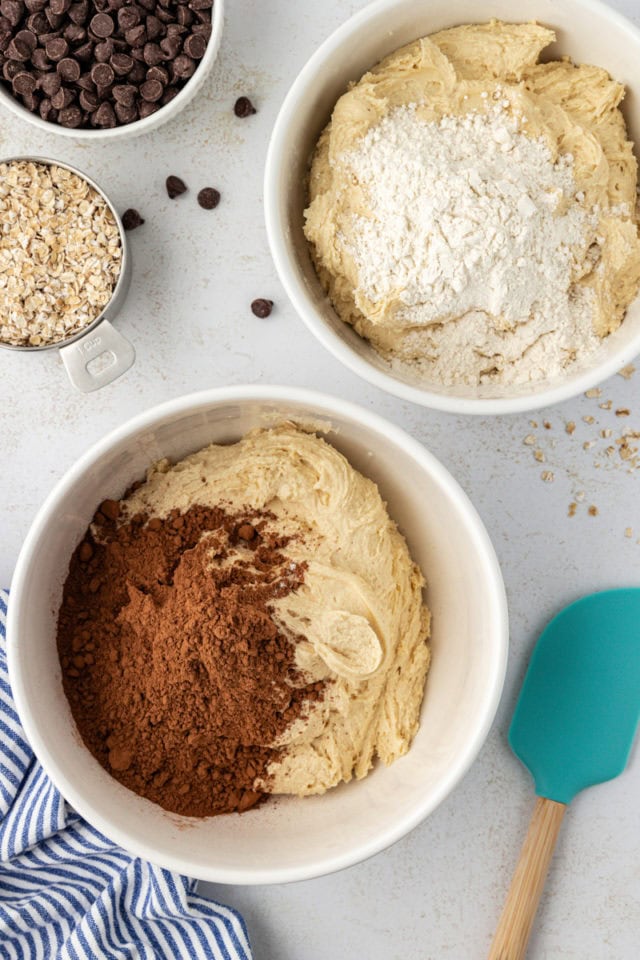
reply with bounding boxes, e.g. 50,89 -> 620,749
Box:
489,589 -> 640,960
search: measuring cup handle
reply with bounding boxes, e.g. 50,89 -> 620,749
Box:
60,318 -> 135,393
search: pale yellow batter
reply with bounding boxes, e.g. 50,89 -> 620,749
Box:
122,423 -> 431,796
304,22 -> 640,377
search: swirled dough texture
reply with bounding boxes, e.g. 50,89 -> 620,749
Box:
304,21 -> 640,383
123,423 -> 430,796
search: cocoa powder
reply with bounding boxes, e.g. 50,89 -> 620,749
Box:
57,497 -> 324,817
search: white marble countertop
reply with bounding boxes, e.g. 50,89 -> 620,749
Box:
2,1 -> 640,956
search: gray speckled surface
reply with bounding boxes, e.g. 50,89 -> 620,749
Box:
2,1 -> 640,957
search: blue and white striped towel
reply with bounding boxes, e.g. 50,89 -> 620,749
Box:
0,590 -> 253,960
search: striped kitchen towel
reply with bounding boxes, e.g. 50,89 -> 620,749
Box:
0,590 -> 253,960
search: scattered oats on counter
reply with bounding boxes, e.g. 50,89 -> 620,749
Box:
0,160 -> 122,348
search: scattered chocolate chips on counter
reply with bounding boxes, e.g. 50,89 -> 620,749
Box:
0,0 -> 213,129
234,94 -> 255,117
166,174 -> 187,198
121,208 -> 144,230
197,186 -> 219,209
251,298 -> 273,319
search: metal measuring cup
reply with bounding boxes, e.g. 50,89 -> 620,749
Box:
0,156 -> 135,393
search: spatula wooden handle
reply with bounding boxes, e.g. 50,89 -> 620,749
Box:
488,797 -> 567,960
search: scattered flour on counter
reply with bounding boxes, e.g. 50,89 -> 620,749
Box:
340,99 -> 602,385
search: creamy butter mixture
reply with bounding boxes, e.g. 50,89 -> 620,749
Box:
122,423 -> 431,796
304,22 -> 640,386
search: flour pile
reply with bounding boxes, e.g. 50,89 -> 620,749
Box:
304,22 -> 640,388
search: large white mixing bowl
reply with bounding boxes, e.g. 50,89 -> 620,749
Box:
7,386 -> 508,883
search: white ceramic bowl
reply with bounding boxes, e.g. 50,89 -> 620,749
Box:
264,0 -> 640,415
7,386 -> 507,884
0,0 -> 224,141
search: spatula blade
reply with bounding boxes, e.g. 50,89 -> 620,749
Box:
509,589 -> 640,804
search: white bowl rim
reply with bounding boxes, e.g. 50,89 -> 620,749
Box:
0,0 -> 224,141
264,0 -> 640,416
7,384 -> 508,883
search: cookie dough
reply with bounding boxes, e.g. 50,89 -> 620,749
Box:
123,423 -> 431,796
304,21 -> 640,383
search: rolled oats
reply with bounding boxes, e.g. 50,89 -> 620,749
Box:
0,160 -> 121,347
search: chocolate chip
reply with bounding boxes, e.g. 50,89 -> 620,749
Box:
50,84 -> 74,108
110,50 -> 132,74
121,208 -> 144,230
160,83 -> 177,104
166,174 -> 186,198
191,21 -> 210,39
63,21 -> 85,41
2,57 -> 20,79
49,0 -> 70,14
13,27 -> 36,51
90,60 -> 113,85
183,32 -> 205,59
123,23 -> 145,46
171,52 -> 194,78
112,81 -> 134,103
38,96 -> 56,119
93,98 -> 115,125
145,13 -> 163,40
19,88 -> 38,109
57,56 -> 81,81
251,299 -> 273,319
74,41 -> 94,63
39,70 -> 61,95
58,103 -> 82,125
94,81 -> 113,100
127,59 -> 145,83
24,0 -> 46,11
0,0 -> 24,28
76,72 -> 93,91
197,187 -> 219,210
117,4 -> 139,29
159,33 -> 180,58
90,12 -> 113,37
189,0 -> 212,9
6,36 -> 30,59
12,69 -> 35,93
237,523 -> 256,541
78,86 -> 97,110
30,46 -> 48,69
137,97 -> 157,117
45,36 -> 68,60
68,0 -> 88,23
142,41 -> 162,64
175,5 -> 192,26
44,7 -> 64,28
25,9 -> 46,30
94,38 -> 114,61
139,76 -> 161,100
114,98 -> 136,123
234,96 -> 256,118
146,63 -> 167,84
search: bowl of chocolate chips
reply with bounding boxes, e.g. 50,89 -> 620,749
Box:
0,0 -> 223,136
